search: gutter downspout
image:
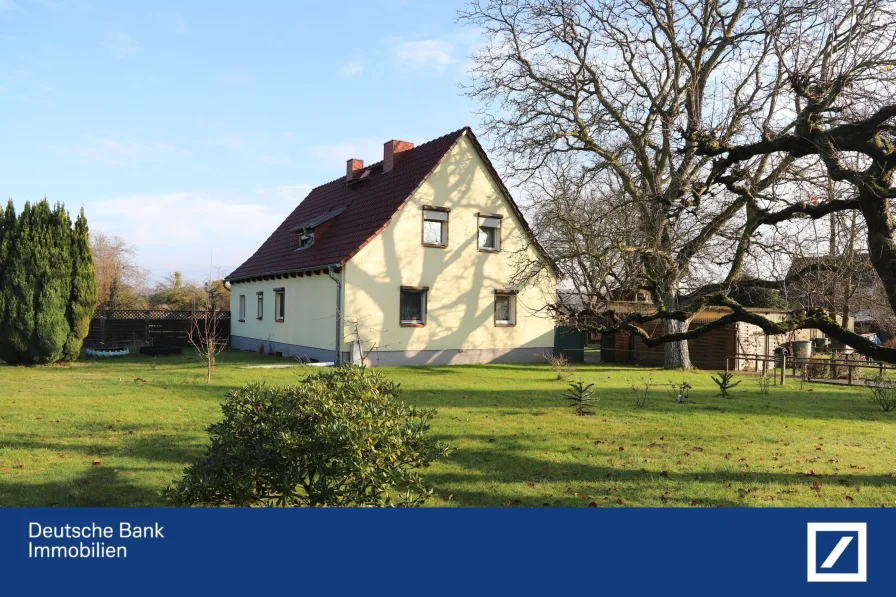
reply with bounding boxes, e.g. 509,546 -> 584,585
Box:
326,266 -> 342,365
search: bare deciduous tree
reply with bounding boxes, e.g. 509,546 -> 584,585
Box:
90,232 -> 148,310
188,286 -> 228,383
461,0 -> 896,364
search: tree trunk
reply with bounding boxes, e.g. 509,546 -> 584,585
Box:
662,318 -> 693,369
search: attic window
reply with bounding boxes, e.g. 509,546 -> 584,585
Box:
290,206 -> 345,251
298,229 -> 314,249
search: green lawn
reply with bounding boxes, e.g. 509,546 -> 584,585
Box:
1,350 -> 894,507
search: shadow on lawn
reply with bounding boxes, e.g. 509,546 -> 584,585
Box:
0,465 -> 169,507
1,423 -> 205,465
0,424 -> 206,506
426,444 -> 896,508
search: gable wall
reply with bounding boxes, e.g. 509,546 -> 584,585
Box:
342,134 -> 557,365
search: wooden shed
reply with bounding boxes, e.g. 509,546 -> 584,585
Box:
597,305 -> 852,370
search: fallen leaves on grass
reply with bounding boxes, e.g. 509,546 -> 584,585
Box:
92,459 -> 102,466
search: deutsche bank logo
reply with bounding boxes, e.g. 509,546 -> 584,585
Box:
807,523 -> 867,582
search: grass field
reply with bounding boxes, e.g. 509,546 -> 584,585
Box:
1,350 -> 895,507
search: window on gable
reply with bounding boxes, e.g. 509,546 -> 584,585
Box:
399,286 -> 428,326
256,292 -> 264,320
239,295 -> 246,321
494,290 -> 516,326
422,207 -> 449,247
274,288 -> 285,322
478,213 -> 502,252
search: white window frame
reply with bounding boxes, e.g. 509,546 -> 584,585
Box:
274,288 -> 285,322
477,213 -> 502,252
256,292 -> 264,320
422,207 -> 449,247
238,295 -> 246,321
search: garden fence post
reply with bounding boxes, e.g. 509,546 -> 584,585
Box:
848,359 -> 854,386
100,310 -> 106,347
780,353 -> 786,386
144,311 -> 150,346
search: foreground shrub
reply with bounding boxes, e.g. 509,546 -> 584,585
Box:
165,366 -> 449,507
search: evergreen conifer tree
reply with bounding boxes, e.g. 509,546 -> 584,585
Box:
29,201 -> 72,363
63,207 -> 97,360
0,200 -> 16,354
0,201 -> 36,363
0,200 -> 96,364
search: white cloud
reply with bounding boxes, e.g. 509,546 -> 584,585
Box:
107,29 -> 140,59
309,139 -> 384,166
84,185 -> 311,274
207,134 -> 296,167
393,39 -> 456,71
60,135 -> 185,167
338,56 -> 365,78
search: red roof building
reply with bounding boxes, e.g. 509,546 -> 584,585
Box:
228,127 -> 557,365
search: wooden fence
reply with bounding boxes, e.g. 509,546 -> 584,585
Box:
724,351 -> 895,386
85,309 -> 230,348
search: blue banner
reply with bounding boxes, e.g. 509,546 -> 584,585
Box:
0,508 -> 890,595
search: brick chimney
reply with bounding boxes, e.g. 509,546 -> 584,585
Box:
346,158 -> 364,182
383,140 -> 414,173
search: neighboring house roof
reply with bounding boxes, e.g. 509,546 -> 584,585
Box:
226,127 -> 555,281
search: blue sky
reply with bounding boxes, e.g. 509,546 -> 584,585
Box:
0,0 -> 482,282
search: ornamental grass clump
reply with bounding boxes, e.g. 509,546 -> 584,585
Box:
165,365 -> 449,507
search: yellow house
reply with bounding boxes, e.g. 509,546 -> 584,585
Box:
226,127 -> 557,365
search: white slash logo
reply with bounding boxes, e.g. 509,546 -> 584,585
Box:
807,523 -> 867,582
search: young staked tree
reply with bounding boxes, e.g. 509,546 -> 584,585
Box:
461,0 -> 896,365
188,281 -> 228,383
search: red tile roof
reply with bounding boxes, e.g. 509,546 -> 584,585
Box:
226,127 -> 555,281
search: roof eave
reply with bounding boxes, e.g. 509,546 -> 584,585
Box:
226,263 -> 342,283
